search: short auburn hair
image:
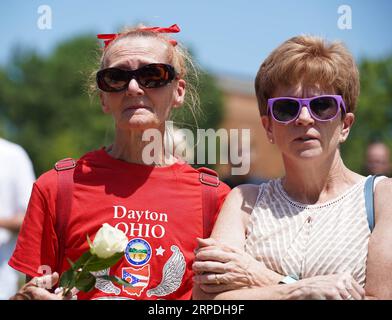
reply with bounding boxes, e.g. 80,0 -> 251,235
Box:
255,35 -> 360,116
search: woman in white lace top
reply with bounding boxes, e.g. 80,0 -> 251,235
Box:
193,35 -> 392,300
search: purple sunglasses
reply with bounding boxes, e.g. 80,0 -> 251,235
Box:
267,95 -> 346,124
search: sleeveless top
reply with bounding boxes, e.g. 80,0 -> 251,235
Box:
244,177 -> 383,286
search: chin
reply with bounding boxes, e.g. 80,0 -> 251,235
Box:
297,152 -> 322,160
119,117 -> 161,131
286,145 -> 323,160
296,148 -> 324,159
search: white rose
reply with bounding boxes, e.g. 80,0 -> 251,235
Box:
90,223 -> 128,259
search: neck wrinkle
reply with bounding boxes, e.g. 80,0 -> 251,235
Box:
108,126 -> 177,166
281,149 -> 361,204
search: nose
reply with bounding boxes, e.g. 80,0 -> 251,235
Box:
125,78 -> 144,96
295,105 -> 314,126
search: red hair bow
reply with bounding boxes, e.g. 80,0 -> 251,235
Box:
96,34 -> 118,48
97,24 -> 181,48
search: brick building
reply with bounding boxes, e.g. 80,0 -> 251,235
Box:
215,75 -> 285,181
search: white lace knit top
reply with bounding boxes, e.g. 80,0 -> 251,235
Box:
244,177 -> 383,286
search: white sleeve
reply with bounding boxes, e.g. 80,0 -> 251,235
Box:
12,146 -> 36,214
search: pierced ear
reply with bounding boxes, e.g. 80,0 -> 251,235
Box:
100,92 -> 110,113
172,79 -> 186,109
261,115 -> 274,143
339,112 -> 355,143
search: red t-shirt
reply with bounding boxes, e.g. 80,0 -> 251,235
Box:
9,148 -> 230,300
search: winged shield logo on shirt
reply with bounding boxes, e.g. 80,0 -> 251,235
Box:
92,268 -> 121,295
146,245 -> 186,297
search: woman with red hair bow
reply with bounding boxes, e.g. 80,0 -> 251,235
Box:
9,24 -> 230,300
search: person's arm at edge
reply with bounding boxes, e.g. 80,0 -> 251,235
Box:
364,177 -> 392,299
0,214 -> 25,233
1,146 -> 35,234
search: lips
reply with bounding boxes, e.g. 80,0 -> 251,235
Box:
123,105 -> 150,112
294,134 -> 319,142
126,105 -> 146,110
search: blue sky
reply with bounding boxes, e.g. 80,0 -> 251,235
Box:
1,0 -> 391,78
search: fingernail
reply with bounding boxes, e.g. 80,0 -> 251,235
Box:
54,287 -> 64,294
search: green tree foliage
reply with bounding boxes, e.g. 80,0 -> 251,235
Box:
341,55 -> 392,173
0,35 -> 224,175
171,70 -> 225,168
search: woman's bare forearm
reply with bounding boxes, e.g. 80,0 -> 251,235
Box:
0,214 -> 25,233
193,284 -> 295,300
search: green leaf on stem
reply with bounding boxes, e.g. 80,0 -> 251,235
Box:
74,271 -> 96,292
84,252 -> 124,272
59,268 -> 76,289
97,275 -> 133,288
72,251 -> 92,271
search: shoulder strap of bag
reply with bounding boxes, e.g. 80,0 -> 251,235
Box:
54,158 -> 76,274
197,167 -> 220,238
364,175 -> 377,232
